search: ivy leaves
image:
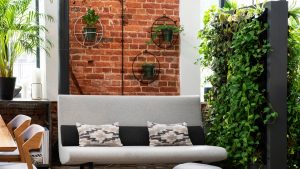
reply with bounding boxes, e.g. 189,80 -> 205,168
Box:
287,8 -> 300,169
198,3 -> 276,169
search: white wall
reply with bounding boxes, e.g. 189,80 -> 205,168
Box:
40,0 -> 59,101
180,0 -> 219,97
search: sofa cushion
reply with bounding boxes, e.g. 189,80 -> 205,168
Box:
61,125 -> 205,146
147,122 -> 193,146
58,145 -> 227,164
76,122 -> 123,147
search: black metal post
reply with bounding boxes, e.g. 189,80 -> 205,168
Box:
59,0 -> 70,94
220,0 -> 226,8
121,0 -> 124,95
265,1 -> 288,169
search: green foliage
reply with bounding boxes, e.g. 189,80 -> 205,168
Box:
153,24 -> 184,33
142,62 -> 155,67
287,6 -> 300,169
146,24 -> 183,45
197,3 -> 277,169
0,0 -> 53,77
82,8 -> 100,27
223,0 -> 238,11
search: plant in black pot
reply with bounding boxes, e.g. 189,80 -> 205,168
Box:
82,8 -> 100,41
152,24 -> 183,43
0,0 -> 53,100
142,63 -> 156,80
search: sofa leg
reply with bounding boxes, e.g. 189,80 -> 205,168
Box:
88,162 -> 94,169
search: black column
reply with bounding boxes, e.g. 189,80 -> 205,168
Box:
265,1 -> 288,169
59,0 -> 70,94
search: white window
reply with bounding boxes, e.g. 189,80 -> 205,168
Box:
13,0 -> 38,98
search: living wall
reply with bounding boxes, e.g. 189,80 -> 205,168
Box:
197,2 -> 277,169
287,5 -> 300,169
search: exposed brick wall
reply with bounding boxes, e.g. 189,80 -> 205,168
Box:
69,0 -> 180,95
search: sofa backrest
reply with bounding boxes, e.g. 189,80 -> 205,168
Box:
58,95 -> 204,146
58,95 -> 202,126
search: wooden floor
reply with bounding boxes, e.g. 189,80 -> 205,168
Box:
52,164 -> 175,169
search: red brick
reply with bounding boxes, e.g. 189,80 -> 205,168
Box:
69,0 -> 180,95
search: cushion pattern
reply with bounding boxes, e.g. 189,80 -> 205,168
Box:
76,122 -> 123,147
147,121 -> 193,146
61,125 -> 205,146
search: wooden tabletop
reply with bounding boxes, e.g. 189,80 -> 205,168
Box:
0,115 -> 17,151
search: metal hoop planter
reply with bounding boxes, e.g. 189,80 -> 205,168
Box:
74,14 -> 104,48
132,50 -> 161,84
150,15 -> 179,49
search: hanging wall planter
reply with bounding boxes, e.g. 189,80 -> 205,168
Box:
142,63 -> 156,80
132,50 -> 160,84
83,27 -> 97,41
152,24 -> 183,43
74,7 -> 103,47
162,29 -> 173,42
147,15 -> 183,49
82,8 -> 100,42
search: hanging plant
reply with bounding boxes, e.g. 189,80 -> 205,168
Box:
141,63 -> 156,80
147,24 -> 183,44
197,1 -> 277,168
82,8 -> 100,41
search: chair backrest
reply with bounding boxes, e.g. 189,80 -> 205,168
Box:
7,115 -> 31,138
16,124 -> 44,169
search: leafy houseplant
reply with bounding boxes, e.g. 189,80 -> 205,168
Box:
150,24 -> 183,43
0,0 -> 53,100
142,63 -> 155,80
82,8 -> 100,41
197,1 -> 277,168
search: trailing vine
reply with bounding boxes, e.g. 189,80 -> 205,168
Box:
197,2 -> 277,168
287,6 -> 300,169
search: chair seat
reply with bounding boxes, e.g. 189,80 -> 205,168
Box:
173,163 -> 222,169
0,162 -> 36,169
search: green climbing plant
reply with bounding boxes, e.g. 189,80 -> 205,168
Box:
197,1 -> 277,168
287,4 -> 300,169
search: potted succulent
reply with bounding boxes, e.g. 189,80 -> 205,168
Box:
0,0 -> 53,100
82,8 -> 100,41
142,63 -> 156,80
152,24 -> 184,42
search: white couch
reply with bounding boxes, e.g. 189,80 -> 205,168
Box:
58,95 -> 227,166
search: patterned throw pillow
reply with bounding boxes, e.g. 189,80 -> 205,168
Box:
147,121 -> 193,146
76,122 -> 123,147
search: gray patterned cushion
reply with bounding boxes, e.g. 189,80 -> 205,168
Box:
147,121 -> 193,146
76,122 -> 123,147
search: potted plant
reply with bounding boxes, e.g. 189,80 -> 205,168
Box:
142,63 -> 156,80
82,8 -> 100,41
152,24 -> 184,42
0,0 -> 53,100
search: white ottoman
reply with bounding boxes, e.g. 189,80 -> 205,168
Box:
173,163 -> 222,169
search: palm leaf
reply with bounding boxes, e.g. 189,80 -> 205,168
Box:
0,0 -> 53,77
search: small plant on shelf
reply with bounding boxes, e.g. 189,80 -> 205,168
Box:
82,8 -> 100,41
147,24 -> 184,44
142,63 -> 156,80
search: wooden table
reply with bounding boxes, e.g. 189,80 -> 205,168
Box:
0,115 -> 17,151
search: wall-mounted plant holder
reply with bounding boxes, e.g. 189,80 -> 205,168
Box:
149,15 -> 181,49
132,50 -> 160,84
74,13 -> 104,47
